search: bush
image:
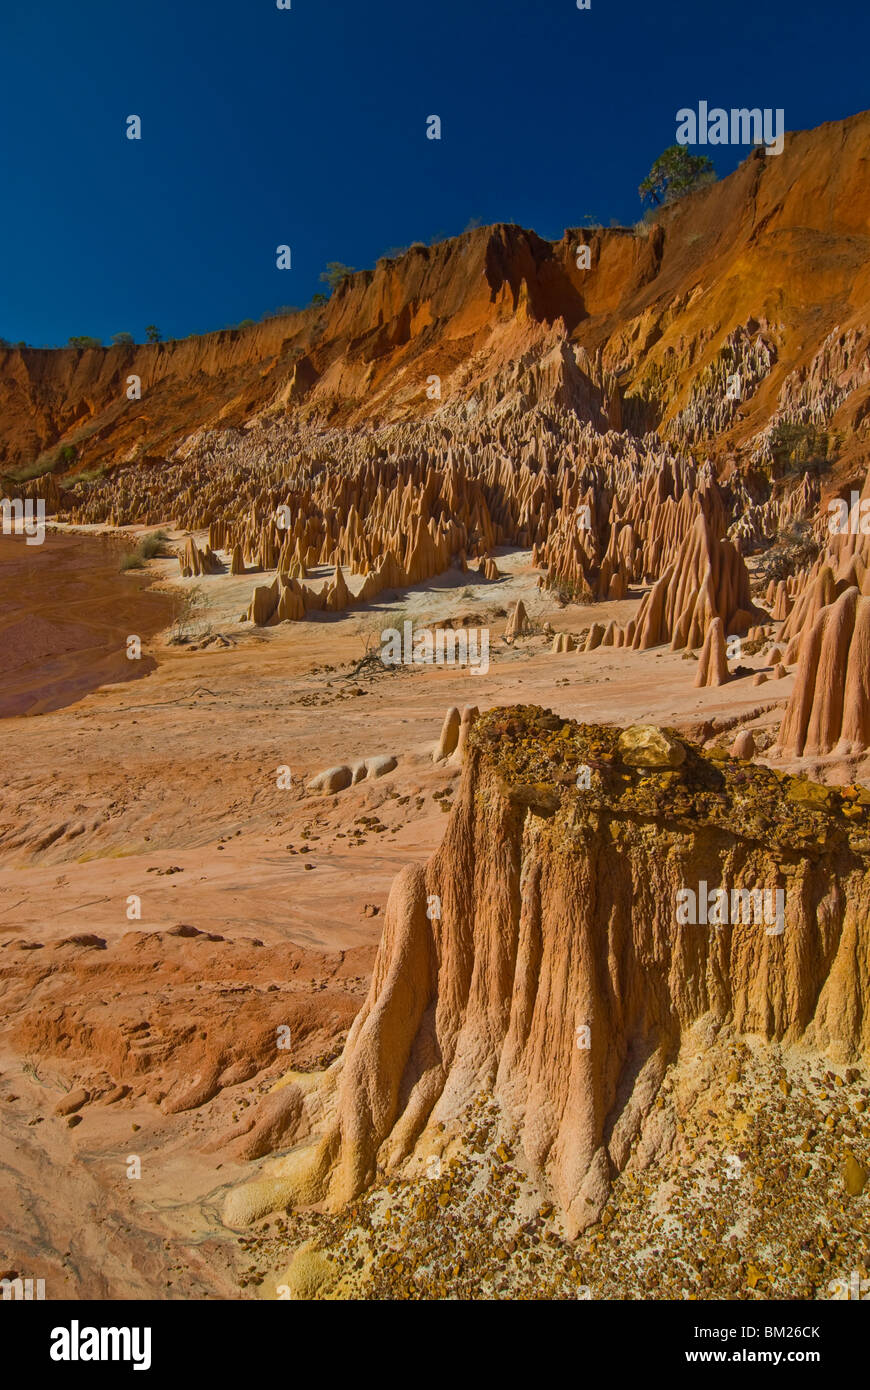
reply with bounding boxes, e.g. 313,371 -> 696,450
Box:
757,521 -> 821,583
68,335 -> 102,348
138,529 -> 170,560
550,577 -> 593,606
319,262 -> 355,292
74,466 -> 106,486
120,529 -> 170,570
768,421 -> 834,478
639,146 -> 716,207
166,583 -> 208,643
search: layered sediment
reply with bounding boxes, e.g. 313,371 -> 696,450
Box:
223,708 -> 870,1238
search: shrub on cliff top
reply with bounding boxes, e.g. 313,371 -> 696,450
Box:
319,262 -> 356,292
639,145 -> 716,207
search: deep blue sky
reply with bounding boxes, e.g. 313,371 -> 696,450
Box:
2,0 -> 867,346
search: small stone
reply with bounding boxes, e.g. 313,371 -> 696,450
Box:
785,780 -> 831,807
617,726 -> 686,769
102,1085 -> 131,1105
54,1087 -> 89,1117
844,1153 -> 868,1196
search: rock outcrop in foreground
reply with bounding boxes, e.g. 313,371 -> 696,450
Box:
223,708 -> 870,1236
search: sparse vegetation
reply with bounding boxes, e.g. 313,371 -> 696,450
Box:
166,583 -> 209,644
550,577 -> 593,606
768,420 -> 835,478
68,335 -> 102,349
261,305 -> 300,320
320,262 -> 356,293
639,146 -> 716,207
138,528 -> 170,559
73,465 -> 106,486
757,520 -> 821,583
7,457 -> 56,484
119,529 -> 171,571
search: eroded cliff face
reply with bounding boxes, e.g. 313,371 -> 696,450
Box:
3,110 -> 870,476
222,708 -> 870,1237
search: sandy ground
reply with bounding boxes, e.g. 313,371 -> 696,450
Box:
0,531 -> 175,716
0,525 -> 836,1299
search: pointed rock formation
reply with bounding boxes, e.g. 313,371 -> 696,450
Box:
248,580 -> 279,626
776,587 -> 870,757
505,600 -> 530,642
631,516 -> 758,652
453,705 -> 478,763
772,581 -> 792,621
693,617 -> 729,687
276,575 -> 305,621
434,708 -> 461,762
221,709 -> 870,1237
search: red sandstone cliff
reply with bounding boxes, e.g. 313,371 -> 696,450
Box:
2,110 -> 869,478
